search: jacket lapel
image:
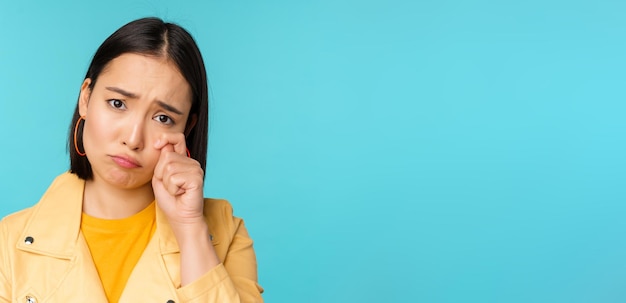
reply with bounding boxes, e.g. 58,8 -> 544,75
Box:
119,205 -> 180,302
15,172 -> 108,302
17,173 -> 83,258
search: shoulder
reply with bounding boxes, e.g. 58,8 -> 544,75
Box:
202,198 -> 243,229
0,207 -> 38,255
0,171 -> 82,239
203,198 -> 236,219
0,207 -> 35,236
202,198 -> 246,245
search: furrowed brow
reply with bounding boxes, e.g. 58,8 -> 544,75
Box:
105,86 -> 139,98
156,100 -> 183,115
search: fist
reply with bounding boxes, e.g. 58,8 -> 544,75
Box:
152,133 -> 205,226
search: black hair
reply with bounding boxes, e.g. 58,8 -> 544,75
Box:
69,17 -> 208,179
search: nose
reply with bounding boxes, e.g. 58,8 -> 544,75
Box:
122,119 -> 145,151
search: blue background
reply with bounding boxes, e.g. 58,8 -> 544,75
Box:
1,1 -> 625,302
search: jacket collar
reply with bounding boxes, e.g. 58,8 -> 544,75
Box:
17,172 -> 84,258
17,172 -> 180,258
155,204 -> 179,254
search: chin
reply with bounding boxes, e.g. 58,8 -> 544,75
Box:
102,168 -> 152,190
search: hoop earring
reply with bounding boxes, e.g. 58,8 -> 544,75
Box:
74,116 -> 86,156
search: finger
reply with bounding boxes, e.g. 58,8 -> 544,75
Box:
153,132 -> 187,156
159,162 -> 204,196
153,144 -> 177,181
161,143 -> 175,154
162,171 -> 187,196
153,150 -> 201,183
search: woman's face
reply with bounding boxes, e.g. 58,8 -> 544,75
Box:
78,53 -> 194,190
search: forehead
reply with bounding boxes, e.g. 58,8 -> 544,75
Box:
95,53 -> 192,107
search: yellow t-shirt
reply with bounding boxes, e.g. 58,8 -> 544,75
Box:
81,202 -> 157,303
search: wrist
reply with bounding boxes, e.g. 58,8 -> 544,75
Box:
170,220 -> 212,247
171,219 -> 220,286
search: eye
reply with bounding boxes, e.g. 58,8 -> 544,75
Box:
107,99 -> 126,109
154,114 -> 174,125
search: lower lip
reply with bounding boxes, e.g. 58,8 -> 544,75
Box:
111,156 -> 140,169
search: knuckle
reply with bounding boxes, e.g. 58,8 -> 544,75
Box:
164,162 -> 176,175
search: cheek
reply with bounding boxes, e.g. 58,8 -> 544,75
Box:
82,115 -> 115,151
143,135 -> 162,161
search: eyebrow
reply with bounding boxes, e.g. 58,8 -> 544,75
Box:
106,86 -> 138,98
156,100 -> 183,115
105,86 -> 184,115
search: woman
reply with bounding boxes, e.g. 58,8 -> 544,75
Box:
0,17 -> 263,302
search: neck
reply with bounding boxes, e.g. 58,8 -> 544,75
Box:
83,177 -> 154,219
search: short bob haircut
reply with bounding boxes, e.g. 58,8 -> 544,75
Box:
69,17 -> 209,180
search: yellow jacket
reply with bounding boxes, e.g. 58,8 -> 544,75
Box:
0,172 -> 263,302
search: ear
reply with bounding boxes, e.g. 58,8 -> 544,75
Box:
78,78 -> 92,117
185,114 -> 198,137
